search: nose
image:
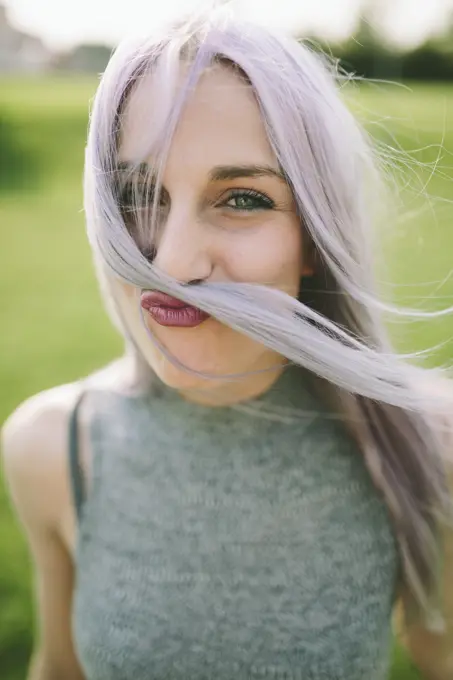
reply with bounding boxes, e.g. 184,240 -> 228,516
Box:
153,207 -> 213,284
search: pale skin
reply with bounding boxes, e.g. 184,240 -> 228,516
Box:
116,64 -> 312,405
2,65 -> 453,680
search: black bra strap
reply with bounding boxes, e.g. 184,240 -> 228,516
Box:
68,391 -> 86,522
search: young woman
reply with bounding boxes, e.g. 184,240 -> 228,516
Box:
3,7 -> 453,680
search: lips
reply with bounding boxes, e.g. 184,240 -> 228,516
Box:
140,291 -> 210,328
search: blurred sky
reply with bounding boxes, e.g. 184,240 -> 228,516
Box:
4,0 -> 453,51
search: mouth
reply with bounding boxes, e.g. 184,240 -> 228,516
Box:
140,291 -> 211,328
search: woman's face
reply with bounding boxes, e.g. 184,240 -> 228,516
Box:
117,64 -> 313,402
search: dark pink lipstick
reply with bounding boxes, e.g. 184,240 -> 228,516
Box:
140,291 -> 210,328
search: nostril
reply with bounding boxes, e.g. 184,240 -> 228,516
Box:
140,246 -> 157,263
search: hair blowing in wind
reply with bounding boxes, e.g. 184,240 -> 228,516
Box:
83,4 -> 453,624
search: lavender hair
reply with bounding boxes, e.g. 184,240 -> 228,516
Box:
83,5 -> 453,625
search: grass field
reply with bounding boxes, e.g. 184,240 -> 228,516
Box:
1,76 -> 453,679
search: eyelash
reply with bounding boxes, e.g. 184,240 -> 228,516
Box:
119,184 -> 157,209
220,188 -> 275,211
118,185 -> 275,214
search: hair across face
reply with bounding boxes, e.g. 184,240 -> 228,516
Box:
86,26 -> 388,400
85,19 -> 389,397
115,64 -> 312,400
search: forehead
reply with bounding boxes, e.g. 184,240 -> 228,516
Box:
118,62 -> 277,170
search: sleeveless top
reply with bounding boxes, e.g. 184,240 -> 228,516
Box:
69,364 -> 400,680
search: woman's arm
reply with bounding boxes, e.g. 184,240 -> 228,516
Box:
394,376 -> 453,679
394,523 -> 453,680
26,528 -> 84,680
1,387 -> 86,680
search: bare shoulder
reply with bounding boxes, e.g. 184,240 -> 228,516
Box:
1,382 -> 88,548
2,381 -> 82,446
1,356 -> 134,477
2,381 -> 83,464
1,357 -> 136,544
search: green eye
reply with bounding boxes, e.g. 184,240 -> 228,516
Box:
224,189 -> 274,211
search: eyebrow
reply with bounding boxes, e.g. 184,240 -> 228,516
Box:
209,164 -> 286,183
115,162 -> 286,184
115,162 -> 150,180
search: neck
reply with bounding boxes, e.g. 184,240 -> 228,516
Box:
126,349 -> 291,407
177,363 -> 288,407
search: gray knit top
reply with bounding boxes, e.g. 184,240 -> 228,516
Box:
69,364 -> 399,680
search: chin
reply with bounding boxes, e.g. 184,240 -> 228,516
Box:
152,357 -> 226,393
143,320 -> 235,388
140,320 -> 271,395
147,337 -> 227,391
155,359 -> 200,388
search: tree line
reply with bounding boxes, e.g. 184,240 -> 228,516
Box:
309,17 -> 453,81
54,17 -> 453,81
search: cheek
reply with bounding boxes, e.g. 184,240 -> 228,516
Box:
220,219 -> 303,295
122,283 -> 138,300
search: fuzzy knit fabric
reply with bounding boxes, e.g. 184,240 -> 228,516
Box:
69,365 -> 399,679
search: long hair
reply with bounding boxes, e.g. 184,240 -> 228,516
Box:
83,5 -> 453,624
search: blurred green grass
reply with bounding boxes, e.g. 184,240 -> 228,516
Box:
0,76 -> 452,679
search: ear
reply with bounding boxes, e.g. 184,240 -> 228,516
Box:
301,243 -> 317,278
301,261 -> 315,278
